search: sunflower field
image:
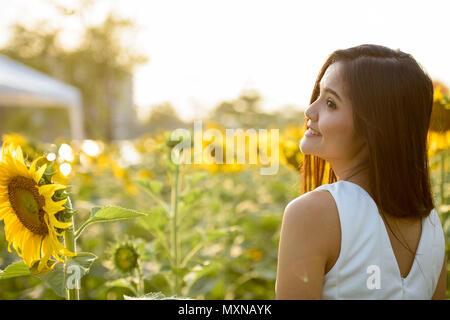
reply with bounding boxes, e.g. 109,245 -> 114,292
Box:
0,124 -> 303,299
0,96 -> 449,300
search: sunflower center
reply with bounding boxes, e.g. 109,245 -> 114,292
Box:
8,176 -> 48,235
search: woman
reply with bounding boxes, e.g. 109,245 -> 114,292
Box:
276,44 -> 447,299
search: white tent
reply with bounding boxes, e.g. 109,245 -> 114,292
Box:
0,54 -> 84,141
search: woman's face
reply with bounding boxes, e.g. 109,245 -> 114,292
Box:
299,61 -> 366,163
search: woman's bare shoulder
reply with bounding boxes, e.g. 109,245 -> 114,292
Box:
283,190 -> 340,261
277,189 -> 339,299
285,189 -> 338,220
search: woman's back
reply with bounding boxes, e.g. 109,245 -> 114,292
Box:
315,180 -> 445,299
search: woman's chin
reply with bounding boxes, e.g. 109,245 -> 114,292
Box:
299,139 -> 318,155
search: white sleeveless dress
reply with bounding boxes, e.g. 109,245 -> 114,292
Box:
314,180 -> 446,299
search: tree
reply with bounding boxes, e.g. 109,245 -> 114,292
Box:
142,102 -> 187,134
0,2 -> 148,141
209,89 -> 305,129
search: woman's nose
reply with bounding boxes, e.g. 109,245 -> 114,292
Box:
304,104 -> 318,122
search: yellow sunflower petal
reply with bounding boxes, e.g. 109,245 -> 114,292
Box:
48,214 -> 72,229
38,236 -> 52,272
15,146 -> 24,164
52,237 -> 76,257
11,228 -> 25,254
3,156 -> 20,177
7,240 -> 13,253
46,238 -> 65,262
15,227 -> 29,252
0,165 -> 12,176
38,184 -> 67,197
0,206 -> 12,219
30,156 -> 44,184
34,163 -> 47,184
0,195 -> 9,204
53,228 -> 65,237
43,199 -> 67,215
4,215 -> 23,237
28,234 -> 41,263
21,232 -> 34,266
0,175 -> 10,185
17,229 -> 28,252
59,247 -> 76,257
0,200 -> 11,209
44,215 -> 75,257
1,142 -> 10,160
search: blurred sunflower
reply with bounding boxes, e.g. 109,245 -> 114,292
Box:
2,133 -> 27,147
1,133 -> 38,160
428,131 -> 450,159
0,143 -> 75,272
245,248 -> 263,262
109,239 -> 140,275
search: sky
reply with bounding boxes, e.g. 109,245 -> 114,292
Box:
0,0 -> 449,121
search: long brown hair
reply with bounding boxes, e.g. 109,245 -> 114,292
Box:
301,44 -> 435,220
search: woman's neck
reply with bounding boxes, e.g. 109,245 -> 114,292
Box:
331,160 -> 371,195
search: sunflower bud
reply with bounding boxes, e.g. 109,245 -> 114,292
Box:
109,240 -> 140,275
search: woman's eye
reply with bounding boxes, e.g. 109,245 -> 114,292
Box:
326,98 -> 336,109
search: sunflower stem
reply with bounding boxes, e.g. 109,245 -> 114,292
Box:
136,262 -> 144,297
440,151 -> 445,206
73,220 -> 90,240
171,163 -> 181,296
64,197 -> 79,300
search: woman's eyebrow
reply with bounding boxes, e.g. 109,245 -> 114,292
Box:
323,86 -> 342,102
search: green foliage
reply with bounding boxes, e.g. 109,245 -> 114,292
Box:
0,86 -> 448,300
34,253 -> 97,298
0,253 -> 97,298
67,253 -> 98,278
0,261 -> 31,280
35,263 -> 66,298
88,206 -> 146,223
0,133 -> 448,299
75,206 -> 147,239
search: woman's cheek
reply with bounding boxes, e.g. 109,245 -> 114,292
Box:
321,125 -> 351,159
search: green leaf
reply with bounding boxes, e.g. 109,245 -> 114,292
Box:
138,206 -> 168,232
37,263 -> 66,297
204,229 -> 229,242
75,206 -> 146,239
104,279 -> 138,296
136,179 -> 162,195
89,206 -> 146,222
182,189 -> 203,205
204,226 -> 239,242
36,252 -> 97,298
0,261 -> 31,280
89,206 -> 102,218
67,252 -> 97,277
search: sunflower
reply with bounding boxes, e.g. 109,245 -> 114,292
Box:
109,239 -> 140,275
1,133 -> 38,160
0,143 -> 76,272
2,133 -> 28,148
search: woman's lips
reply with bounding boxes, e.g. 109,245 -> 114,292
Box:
305,127 -> 322,137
